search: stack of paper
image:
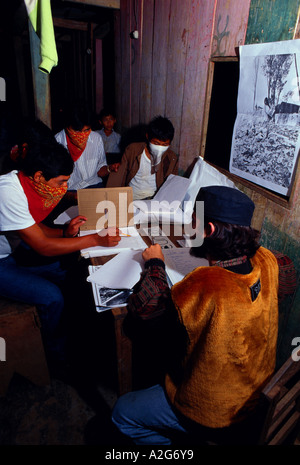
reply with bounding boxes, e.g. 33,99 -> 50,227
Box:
87,250 -> 144,311
88,265 -> 133,312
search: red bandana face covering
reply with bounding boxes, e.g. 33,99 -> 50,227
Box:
18,171 -> 68,223
65,127 -> 91,161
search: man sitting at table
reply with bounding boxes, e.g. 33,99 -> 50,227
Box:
106,116 -> 178,200
0,121 -> 121,369
111,185 -> 279,445
55,102 -> 120,198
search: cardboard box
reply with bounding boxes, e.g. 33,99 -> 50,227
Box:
77,187 -> 134,230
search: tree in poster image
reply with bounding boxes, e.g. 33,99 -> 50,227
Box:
262,54 -> 294,113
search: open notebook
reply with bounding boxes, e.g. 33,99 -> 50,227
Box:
134,174 -> 191,214
163,247 -> 209,285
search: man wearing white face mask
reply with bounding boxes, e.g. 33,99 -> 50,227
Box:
106,116 -> 178,199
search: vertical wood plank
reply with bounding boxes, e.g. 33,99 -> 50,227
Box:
95,38 -> 103,114
138,0 -> 154,124
245,0 -> 300,44
120,0 -> 132,128
114,9 -> 123,128
179,0 -> 216,171
130,0 -> 143,126
212,0 -> 252,57
151,0 -> 171,118
165,0 -> 191,155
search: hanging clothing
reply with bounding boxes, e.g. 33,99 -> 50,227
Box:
24,0 -> 58,74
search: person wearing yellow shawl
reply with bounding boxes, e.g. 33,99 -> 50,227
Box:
0,121 -> 120,370
112,186 -> 279,445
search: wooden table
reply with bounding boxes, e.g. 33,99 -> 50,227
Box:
91,225 -> 183,396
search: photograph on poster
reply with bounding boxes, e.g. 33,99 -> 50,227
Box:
230,39 -> 300,196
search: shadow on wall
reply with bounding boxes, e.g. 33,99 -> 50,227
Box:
119,124 -> 147,154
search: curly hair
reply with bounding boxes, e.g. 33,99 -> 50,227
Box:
191,217 -> 261,261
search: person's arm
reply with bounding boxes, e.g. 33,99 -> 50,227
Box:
106,148 -> 130,187
18,220 -> 121,257
97,163 -> 120,178
127,244 -> 172,320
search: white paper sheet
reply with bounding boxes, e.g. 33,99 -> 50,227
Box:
87,249 -> 144,289
135,174 -> 191,213
230,39 -> 300,196
163,247 -> 209,286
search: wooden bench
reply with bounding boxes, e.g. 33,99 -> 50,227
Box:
0,298 -> 50,396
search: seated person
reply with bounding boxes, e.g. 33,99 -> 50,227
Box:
112,186 -> 279,445
0,121 -> 121,367
55,103 -> 119,198
106,116 -> 178,200
96,108 -> 121,155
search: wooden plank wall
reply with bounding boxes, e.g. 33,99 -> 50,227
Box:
114,0 -> 300,235
245,0 -> 300,44
114,0 -> 251,172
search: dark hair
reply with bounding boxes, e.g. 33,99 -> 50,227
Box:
20,141 -> 74,180
98,108 -> 116,121
64,102 -> 92,131
147,116 -> 174,142
191,218 -> 260,261
15,120 -> 74,180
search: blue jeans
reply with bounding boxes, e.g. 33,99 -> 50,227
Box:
112,384 -> 263,445
0,254 -> 66,360
112,384 -> 190,445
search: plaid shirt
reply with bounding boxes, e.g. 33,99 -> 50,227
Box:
127,259 -> 172,320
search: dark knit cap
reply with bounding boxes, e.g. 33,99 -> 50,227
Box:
197,185 -> 255,226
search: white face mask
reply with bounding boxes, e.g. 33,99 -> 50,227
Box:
149,142 -> 169,166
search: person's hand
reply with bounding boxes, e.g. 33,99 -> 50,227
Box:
109,163 -> 120,172
142,244 -> 164,262
64,216 -> 87,238
97,227 -> 121,247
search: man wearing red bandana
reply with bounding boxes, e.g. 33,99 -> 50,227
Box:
0,121 -> 121,371
55,103 -> 120,202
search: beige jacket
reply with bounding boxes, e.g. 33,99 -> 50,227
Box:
106,142 -> 178,192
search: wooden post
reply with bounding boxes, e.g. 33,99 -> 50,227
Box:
28,20 -> 52,128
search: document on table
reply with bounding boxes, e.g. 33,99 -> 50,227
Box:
88,265 -> 133,312
163,247 -> 209,286
87,249 -> 144,289
80,226 -> 147,258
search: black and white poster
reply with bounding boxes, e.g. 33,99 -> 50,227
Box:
230,39 -> 300,196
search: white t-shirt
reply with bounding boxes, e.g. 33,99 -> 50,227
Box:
129,150 -> 157,200
55,130 -> 107,190
0,171 -> 35,259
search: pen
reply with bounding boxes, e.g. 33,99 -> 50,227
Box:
120,234 -> 131,237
